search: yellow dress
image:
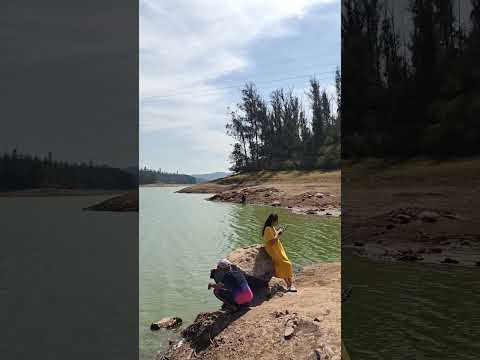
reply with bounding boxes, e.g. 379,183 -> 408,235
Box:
263,226 -> 293,281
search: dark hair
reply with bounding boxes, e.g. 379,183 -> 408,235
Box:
262,213 -> 278,236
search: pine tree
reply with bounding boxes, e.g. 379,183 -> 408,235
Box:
309,78 -> 324,152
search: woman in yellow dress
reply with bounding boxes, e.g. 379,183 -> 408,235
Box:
262,213 -> 297,292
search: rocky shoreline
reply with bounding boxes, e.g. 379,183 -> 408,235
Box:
178,170 -> 341,217
206,187 -> 341,217
344,205 -> 480,267
156,245 -> 340,360
83,191 -> 138,212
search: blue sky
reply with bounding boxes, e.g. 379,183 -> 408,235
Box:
140,0 -> 340,174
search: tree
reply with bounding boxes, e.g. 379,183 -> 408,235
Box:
309,78 -> 324,151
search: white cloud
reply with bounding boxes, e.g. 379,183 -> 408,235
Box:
140,0 -> 336,169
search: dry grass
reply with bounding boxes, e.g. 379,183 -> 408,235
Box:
179,169 -> 341,197
343,158 -> 480,187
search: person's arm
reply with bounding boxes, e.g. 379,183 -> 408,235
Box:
208,282 -> 224,290
269,227 -> 283,242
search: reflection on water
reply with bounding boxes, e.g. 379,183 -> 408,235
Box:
342,251 -> 480,360
139,187 -> 340,360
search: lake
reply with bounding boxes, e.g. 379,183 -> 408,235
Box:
342,251 -> 480,360
1,195 -> 138,360
139,186 -> 340,360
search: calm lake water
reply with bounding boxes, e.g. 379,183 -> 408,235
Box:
1,195 -> 138,360
139,186 -> 340,360
343,251 -> 480,360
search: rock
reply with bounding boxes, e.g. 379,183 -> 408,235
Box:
271,201 -> 281,207
306,209 -> 318,215
441,257 -> 459,264
264,193 -> 270,197
273,310 -> 285,318
315,193 -> 324,198
181,311 -> 243,350
315,344 -> 335,359
267,278 -> 287,298
419,210 -> 440,222
209,194 -> 223,201
398,254 -> 423,262
226,245 -> 274,286
151,317 -> 182,331
395,214 -> 411,224
284,325 -> 295,339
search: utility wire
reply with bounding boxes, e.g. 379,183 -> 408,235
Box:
143,78 -> 336,101
146,71 -> 337,100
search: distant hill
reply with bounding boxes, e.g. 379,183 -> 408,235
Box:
192,172 -> 231,183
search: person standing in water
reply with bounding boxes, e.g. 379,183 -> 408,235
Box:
262,213 -> 297,292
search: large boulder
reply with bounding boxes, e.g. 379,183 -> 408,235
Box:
226,245 -> 274,287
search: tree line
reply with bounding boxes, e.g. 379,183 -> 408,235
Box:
0,150 -> 136,191
139,167 -> 196,185
342,0 -> 480,158
226,70 -> 341,172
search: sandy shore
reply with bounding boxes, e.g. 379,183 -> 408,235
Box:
178,170 -> 341,217
160,262 -> 341,360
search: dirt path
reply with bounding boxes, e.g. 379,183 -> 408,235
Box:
161,262 -> 341,360
178,170 -> 341,217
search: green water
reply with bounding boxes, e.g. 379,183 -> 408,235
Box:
139,187 -> 340,360
343,251 -> 480,360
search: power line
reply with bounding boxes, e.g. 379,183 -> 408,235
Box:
144,64 -> 339,97
143,77 -> 336,101
145,70 -> 338,100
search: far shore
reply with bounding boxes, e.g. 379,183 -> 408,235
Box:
140,183 -> 195,188
177,169 -> 341,217
0,188 -> 125,197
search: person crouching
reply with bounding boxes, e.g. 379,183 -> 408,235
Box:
208,259 -> 253,311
